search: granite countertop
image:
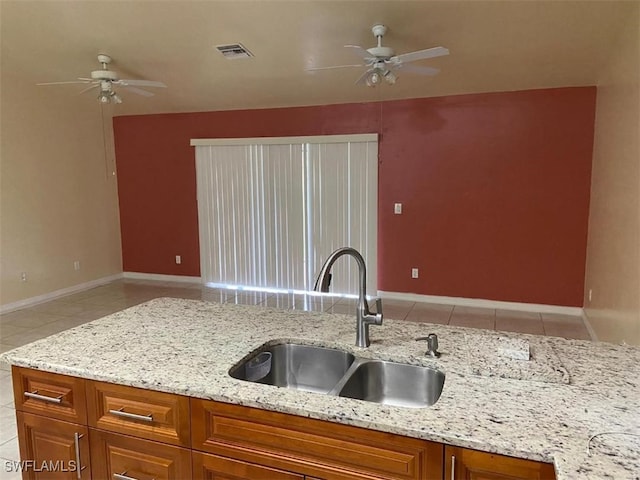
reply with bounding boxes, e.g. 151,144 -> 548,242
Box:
2,298 -> 639,479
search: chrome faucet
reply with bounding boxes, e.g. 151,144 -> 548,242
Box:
314,247 -> 383,348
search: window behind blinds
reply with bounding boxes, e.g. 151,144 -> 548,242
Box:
193,135 -> 377,296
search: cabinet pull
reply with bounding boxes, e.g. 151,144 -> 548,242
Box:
108,407 -> 153,422
74,432 -> 86,479
24,390 -> 63,404
450,454 -> 456,480
114,473 -> 155,480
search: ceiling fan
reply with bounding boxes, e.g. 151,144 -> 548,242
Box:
308,24 -> 449,86
37,54 -> 166,104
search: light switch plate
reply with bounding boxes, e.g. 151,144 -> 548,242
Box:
394,203 -> 402,214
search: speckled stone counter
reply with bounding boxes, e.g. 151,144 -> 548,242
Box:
2,298 -> 639,479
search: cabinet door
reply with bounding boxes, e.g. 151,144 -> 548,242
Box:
16,412 -> 90,480
192,399 -> 443,480
89,428 -> 192,480
445,446 -> 556,480
192,451 -> 304,480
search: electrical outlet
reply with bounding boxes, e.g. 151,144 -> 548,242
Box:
588,289 -> 592,302
21,272 -> 27,282
175,255 -> 182,265
411,268 -> 419,279
73,260 -> 81,271
394,203 -> 402,214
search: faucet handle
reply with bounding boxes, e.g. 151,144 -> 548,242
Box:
374,297 -> 383,316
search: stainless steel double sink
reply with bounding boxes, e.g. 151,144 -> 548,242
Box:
229,343 -> 445,408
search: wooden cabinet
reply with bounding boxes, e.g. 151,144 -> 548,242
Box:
90,429 -> 192,480
86,379 -> 191,447
16,412 -> 90,479
12,367 -> 192,480
445,446 -> 556,480
12,367 -> 557,480
192,399 -> 443,480
193,451 -> 304,480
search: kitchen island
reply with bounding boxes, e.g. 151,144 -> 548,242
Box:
2,297 -> 639,479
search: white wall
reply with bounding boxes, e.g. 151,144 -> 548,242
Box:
584,4 -> 640,345
0,70 -> 123,307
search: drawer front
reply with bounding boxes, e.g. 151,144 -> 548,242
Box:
87,380 -> 190,447
192,451 -> 303,480
192,399 -> 443,480
12,366 -> 87,424
89,429 -> 192,480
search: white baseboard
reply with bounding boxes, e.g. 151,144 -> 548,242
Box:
377,290 -> 584,316
122,272 -> 202,284
581,309 -> 599,341
0,273 -> 124,314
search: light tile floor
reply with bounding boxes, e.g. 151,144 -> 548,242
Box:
0,279 -> 591,475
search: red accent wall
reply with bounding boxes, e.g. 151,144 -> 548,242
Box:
114,87 -> 596,306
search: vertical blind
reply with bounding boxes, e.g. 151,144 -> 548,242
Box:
192,135 -> 378,296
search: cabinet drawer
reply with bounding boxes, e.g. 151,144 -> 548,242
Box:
87,380 -> 190,447
90,429 -> 192,480
17,412 -> 91,480
12,366 -> 87,424
192,399 -> 443,480
192,451 -> 303,480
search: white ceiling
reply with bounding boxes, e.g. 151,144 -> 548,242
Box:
1,1 -> 635,116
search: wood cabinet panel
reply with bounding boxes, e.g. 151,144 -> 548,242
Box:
11,367 -> 558,480
86,380 -> 190,447
89,428 -> 192,480
12,366 -> 87,424
192,399 -> 443,480
16,412 -> 90,480
192,451 -> 304,480
445,446 -> 556,480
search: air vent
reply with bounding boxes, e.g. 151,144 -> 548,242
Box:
216,43 -> 253,59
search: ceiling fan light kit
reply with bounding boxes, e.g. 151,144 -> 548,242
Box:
308,24 -> 449,87
37,54 -> 166,104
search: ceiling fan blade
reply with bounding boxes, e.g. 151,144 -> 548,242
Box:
393,46 -> 449,64
117,79 -> 166,88
395,64 -> 441,76
77,84 -> 100,95
307,64 -> 363,71
123,85 -> 155,97
36,80 -> 91,86
354,70 -> 370,86
344,45 -> 375,61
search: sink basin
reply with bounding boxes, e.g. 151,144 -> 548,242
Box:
337,360 -> 445,408
230,343 -> 445,408
229,344 -> 355,394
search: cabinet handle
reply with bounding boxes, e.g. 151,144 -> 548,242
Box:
108,407 -> 154,422
450,454 -> 456,480
114,473 -> 155,480
24,390 -> 63,404
74,432 -> 86,479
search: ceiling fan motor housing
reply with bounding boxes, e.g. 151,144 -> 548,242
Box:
367,46 -> 395,59
91,70 -> 118,81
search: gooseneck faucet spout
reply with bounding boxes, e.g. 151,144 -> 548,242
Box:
314,247 -> 383,347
